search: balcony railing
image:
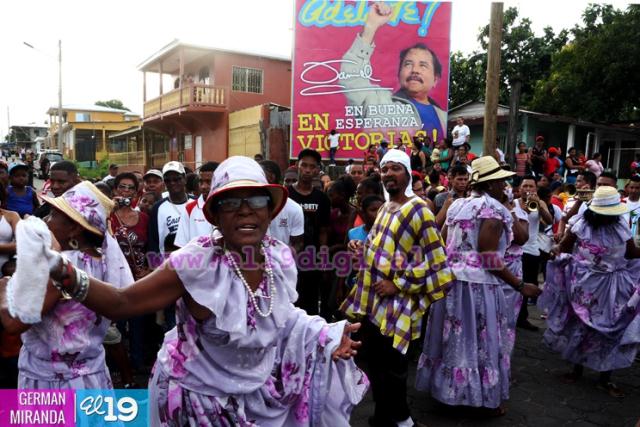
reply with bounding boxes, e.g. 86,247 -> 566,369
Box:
143,84 -> 228,117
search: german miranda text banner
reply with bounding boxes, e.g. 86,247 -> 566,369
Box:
291,0 -> 452,160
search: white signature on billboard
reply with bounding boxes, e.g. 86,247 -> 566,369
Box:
299,59 -> 393,96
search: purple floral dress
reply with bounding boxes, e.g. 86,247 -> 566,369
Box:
538,214 -> 640,371
149,234 -> 368,426
416,193 -> 515,409
502,204 -> 528,350
18,250 -> 133,389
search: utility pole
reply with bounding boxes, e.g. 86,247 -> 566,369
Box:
482,3 -> 503,158
58,40 -> 63,153
506,76 -> 522,166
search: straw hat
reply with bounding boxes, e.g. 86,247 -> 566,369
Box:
470,156 -> 515,184
588,186 -> 628,216
204,156 -> 287,224
42,181 -> 115,236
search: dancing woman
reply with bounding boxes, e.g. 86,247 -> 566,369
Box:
0,181 -> 133,389
5,157 -> 366,425
540,186 -> 640,398
416,156 -> 540,415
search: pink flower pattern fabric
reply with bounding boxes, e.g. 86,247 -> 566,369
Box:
150,235 -> 368,425
539,214 -> 640,371
416,193 -> 514,409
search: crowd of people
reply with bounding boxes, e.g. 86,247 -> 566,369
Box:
0,131 -> 639,425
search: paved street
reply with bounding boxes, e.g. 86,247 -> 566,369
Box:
351,306 -> 640,427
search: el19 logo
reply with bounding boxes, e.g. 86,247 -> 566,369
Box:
76,389 -> 148,426
79,395 -> 138,421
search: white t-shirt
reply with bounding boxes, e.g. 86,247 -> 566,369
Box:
154,199 -> 189,255
626,198 -> 640,220
452,124 -> 470,147
267,198 -> 304,244
175,195 -> 214,247
520,201 -> 540,256
328,133 -> 340,149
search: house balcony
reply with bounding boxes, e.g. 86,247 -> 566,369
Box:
143,84 -> 228,119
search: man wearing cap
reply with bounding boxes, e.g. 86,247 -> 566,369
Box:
142,169 -> 166,198
288,149 -> 332,318
101,164 -> 119,186
544,147 -> 561,178
147,161 -> 193,259
341,149 -> 453,427
147,161 -> 193,331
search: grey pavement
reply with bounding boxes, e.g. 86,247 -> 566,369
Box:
350,306 -> 640,427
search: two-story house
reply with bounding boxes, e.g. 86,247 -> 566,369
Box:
46,104 -> 141,163
8,124 -> 48,152
138,39 -> 291,170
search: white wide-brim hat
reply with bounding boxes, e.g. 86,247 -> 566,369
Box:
470,156 -> 515,184
588,186 -> 628,216
204,156 -> 287,224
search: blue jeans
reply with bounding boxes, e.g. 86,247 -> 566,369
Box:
329,147 -> 337,164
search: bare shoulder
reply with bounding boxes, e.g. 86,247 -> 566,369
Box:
0,209 -> 21,224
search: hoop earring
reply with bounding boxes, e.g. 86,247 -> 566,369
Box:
69,239 -> 79,250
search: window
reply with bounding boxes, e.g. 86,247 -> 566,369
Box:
232,66 -> 263,93
76,113 -> 91,122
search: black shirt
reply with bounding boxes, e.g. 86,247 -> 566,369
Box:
287,185 -> 331,249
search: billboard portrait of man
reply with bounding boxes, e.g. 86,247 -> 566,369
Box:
340,2 -> 446,140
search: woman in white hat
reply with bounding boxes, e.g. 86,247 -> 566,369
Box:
416,156 -> 540,416
0,181 -> 134,389
30,156 -> 366,425
540,186 -> 640,398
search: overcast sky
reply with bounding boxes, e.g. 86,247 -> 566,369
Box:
0,0 -> 633,138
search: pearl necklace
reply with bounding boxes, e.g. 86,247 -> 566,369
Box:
225,242 -> 276,318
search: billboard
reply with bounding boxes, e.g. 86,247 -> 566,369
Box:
291,1 -> 452,161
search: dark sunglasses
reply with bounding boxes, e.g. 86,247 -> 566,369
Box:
217,195 -> 271,212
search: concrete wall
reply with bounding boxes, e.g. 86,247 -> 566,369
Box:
212,52 -> 291,112
229,105 -> 263,157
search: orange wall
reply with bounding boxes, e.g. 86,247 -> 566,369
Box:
212,52 -> 291,112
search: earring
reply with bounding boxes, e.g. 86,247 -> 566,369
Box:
69,239 -> 79,250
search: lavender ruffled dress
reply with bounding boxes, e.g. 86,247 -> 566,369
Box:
502,204 -> 528,350
149,234 -> 368,426
538,215 -> 640,371
416,194 -> 514,408
18,250 -> 133,389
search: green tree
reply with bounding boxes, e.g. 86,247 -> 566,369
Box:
448,7 -> 567,108
95,99 -> 130,111
531,4 -> 640,122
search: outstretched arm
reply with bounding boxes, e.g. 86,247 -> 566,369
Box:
50,260 -> 186,321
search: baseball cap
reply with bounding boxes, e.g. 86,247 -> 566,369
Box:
9,162 -> 29,175
143,169 -> 163,180
162,161 -> 186,176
